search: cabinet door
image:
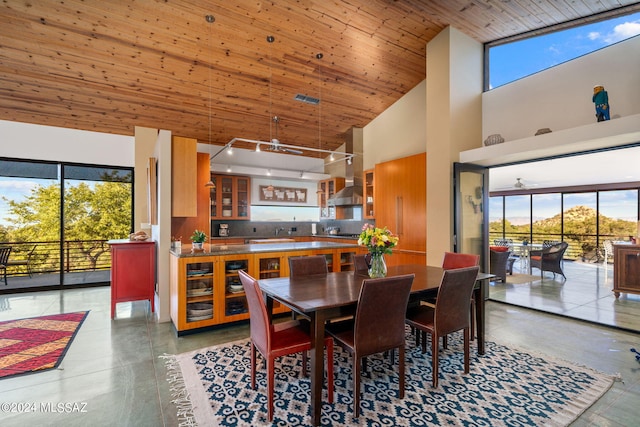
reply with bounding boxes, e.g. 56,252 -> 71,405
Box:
615,246 -> 640,294
236,176 -> 250,219
218,255 -> 252,322
253,253 -> 289,314
171,136 -> 197,217
375,153 -> 426,266
220,176 -> 234,219
184,259 -> 216,326
210,174 -> 251,220
363,169 -> 375,219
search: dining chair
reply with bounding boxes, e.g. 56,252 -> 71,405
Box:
442,252 -> 480,270
437,252 -> 480,343
287,255 -> 328,321
0,246 -> 11,285
288,255 -> 328,277
239,269 -> 334,421
352,253 -> 371,274
325,273 -> 415,418
405,266 -> 480,388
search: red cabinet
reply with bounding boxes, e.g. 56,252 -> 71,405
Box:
108,240 -> 156,318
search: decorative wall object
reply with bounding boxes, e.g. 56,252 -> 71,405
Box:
259,185 -> 307,203
535,128 -> 552,135
483,134 -> 504,146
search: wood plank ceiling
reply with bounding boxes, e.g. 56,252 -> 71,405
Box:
1,0 -> 638,158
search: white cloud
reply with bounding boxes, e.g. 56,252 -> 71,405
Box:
588,31 -> 601,40
604,21 -> 640,43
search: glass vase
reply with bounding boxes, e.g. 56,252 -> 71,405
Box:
368,252 -> 387,278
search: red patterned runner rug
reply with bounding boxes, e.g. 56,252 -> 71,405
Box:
0,311 -> 89,379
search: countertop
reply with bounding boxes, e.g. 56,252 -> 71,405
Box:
209,234 -> 360,241
170,240 -> 359,258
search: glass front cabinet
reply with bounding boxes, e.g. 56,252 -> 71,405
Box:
210,174 -> 251,220
170,256 -> 218,332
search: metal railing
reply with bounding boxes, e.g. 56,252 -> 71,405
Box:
1,239 -> 112,277
489,232 -> 632,262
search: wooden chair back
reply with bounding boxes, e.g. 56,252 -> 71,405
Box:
352,253 -> 371,274
354,274 -> 415,356
288,255 -> 328,278
239,269 -> 270,354
434,266 -> 480,336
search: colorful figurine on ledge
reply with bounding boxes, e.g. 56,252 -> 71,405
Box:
592,85 -> 610,122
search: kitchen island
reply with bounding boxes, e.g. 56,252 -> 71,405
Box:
169,241 -> 363,333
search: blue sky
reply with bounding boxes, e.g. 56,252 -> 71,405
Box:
489,12 -> 640,89
490,190 -> 639,225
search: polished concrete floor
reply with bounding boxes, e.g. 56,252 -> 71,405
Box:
0,274 -> 639,426
489,259 -> 640,333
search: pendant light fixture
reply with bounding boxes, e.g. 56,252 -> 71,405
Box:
316,51 -> 325,194
204,14 -> 216,188
215,35 -> 354,165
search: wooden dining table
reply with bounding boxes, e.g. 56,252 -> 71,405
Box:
258,264 -> 494,426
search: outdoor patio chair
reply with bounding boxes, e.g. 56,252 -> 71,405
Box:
490,248 -> 512,283
530,242 -> 569,280
7,244 -> 36,277
0,247 -> 11,285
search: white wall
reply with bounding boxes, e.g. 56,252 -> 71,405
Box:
426,27 -> 483,265
483,35 -> 640,143
150,129 -> 173,323
0,120 -> 133,165
363,80 -> 426,169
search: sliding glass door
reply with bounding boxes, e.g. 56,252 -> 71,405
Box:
0,158 -> 133,292
453,163 -> 489,271
62,165 -> 133,287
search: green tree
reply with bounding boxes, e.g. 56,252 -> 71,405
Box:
4,181 -> 131,271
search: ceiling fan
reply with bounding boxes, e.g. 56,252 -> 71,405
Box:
269,116 -> 303,155
514,178 -> 526,189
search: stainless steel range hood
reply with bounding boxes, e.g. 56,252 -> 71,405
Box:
327,127 -> 363,207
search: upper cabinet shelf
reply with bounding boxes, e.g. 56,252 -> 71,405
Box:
363,169 -> 374,219
209,174 -> 251,220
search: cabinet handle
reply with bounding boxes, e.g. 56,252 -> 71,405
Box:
396,196 -> 403,235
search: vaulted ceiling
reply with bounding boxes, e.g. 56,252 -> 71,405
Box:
1,0 -> 638,158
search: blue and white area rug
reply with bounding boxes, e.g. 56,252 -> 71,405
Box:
162,331 -> 614,426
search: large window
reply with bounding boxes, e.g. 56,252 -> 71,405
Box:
504,195 -> 530,242
0,158 -> 133,291
491,188 -> 639,262
487,11 -> 640,89
532,193 -> 562,242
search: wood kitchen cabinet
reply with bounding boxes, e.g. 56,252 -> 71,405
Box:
374,152 -> 426,266
171,136 -> 198,217
363,169 -> 375,219
169,243 -> 360,334
171,152 -> 210,244
109,240 -> 156,319
613,244 -> 640,298
170,255 -> 218,331
209,174 -> 251,220
317,177 -> 345,219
